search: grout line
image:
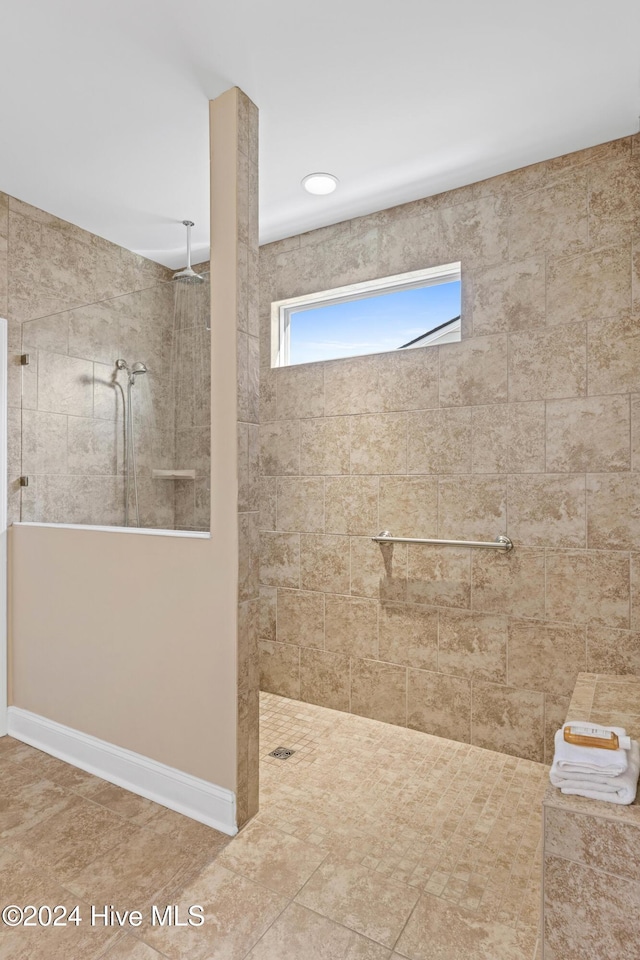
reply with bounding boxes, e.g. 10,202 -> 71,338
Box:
390,890 -> 421,956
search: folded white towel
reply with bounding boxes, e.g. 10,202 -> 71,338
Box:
550,740 -> 640,805
552,722 -> 629,777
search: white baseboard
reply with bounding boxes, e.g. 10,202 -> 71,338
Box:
7,707 -> 237,836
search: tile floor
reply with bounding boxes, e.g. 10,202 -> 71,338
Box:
0,693 -> 548,959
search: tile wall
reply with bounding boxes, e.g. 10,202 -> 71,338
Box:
173,269 -> 212,532
0,195 -> 212,530
19,284 -> 176,528
258,134 -> 640,764
231,88 -> 260,825
543,673 -> 640,959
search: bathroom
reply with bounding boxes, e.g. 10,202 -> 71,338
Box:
1,9 -> 640,959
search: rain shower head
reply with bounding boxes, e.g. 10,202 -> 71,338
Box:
173,268 -> 204,283
172,220 -> 204,284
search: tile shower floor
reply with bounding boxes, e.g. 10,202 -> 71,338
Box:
0,693 -> 548,959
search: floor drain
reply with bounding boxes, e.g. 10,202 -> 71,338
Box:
269,746 -> 295,760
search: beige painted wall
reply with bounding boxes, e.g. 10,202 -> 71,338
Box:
10,525 -> 237,784
259,133 -> 640,765
8,88 -> 259,805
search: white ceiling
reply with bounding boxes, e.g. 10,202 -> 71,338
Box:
0,0 -> 638,267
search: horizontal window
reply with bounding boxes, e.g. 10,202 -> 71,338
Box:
271,262 -> 461,367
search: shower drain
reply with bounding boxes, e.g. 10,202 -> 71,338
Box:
269,746 -> 296,760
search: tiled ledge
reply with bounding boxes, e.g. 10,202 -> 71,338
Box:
543,672 -> 640,960
543,672 -> 640,825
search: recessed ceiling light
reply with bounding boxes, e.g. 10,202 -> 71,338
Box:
302,173 -> 339,195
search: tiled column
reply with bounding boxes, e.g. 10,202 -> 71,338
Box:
210,88 -> 260,827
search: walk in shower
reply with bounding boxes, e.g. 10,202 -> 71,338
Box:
17,229 -> 211,532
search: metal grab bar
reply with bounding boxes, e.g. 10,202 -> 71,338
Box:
372,531 -> 513,551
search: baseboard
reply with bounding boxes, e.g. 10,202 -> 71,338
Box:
7,707 -> 237,836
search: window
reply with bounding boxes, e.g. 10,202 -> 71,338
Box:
271,262 -> 461,367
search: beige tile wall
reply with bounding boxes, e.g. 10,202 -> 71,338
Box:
543,674 -> 640,959
0,194 -> 212,531
173,268 -> 212,532
19,284 -> 177,528
230,89 -> 260,826
259,133 -> 640,764
0,194 -> 180,527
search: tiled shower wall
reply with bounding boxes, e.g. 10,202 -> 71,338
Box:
258,133 -> 640,764
232,90 -> 260,825
0,194 -> 211,530
173,268 -> 212,532
0,195 -> 170,525
19,284 -> 177,528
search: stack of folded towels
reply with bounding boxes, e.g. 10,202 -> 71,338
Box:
550,722 -> 640,805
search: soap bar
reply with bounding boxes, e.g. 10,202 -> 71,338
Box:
564,723 -> 631,751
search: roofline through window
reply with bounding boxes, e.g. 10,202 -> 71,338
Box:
270,262 -> 461,368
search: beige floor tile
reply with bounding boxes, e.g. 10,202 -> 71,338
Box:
0,735 -> 25,758
1,745 -> 68,785
76,780 -> 162,825
141,861 -> 287,960
0,924 -> 120,960
142,806 -> 231,872
395,893 -> 536,960
296,856 -> 420,948
0,695 -> 544,959
0,778 -> 68,839
47,762 -> 103,793
0,739 -> 98,795
246,902 -> 392,959
216,819 -> 326,897
0,848 -> 121,959
64,826 -> 203,911
258,692 -> 546,936
0,846 -> 62,903
103,935 -> 169,958
7,794 -> 141,884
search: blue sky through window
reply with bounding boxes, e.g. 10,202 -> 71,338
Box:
289,280 -> 461,365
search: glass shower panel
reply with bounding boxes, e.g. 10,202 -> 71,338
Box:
19,274 -> 211,532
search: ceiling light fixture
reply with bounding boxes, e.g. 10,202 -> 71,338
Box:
302,173 -> 339,195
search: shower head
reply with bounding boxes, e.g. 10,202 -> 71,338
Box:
172,267 -> 205,283
172,220 -> 204,283
116,359 -> 147,384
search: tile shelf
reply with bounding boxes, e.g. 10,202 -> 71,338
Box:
152,469 -> 197,480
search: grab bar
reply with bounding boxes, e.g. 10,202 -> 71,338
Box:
372,531 -> 513,551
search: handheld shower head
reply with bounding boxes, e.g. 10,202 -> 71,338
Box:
116,359 -> 147,384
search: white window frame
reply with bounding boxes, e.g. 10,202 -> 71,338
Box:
271,261 -> 461,368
